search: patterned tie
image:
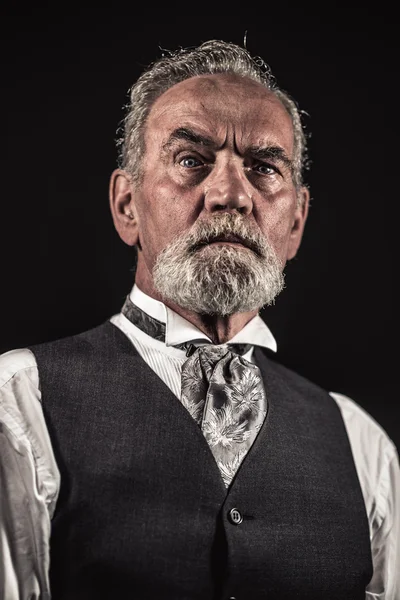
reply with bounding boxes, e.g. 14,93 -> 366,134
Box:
121,295 -> 268,487
180,344 -> 267,487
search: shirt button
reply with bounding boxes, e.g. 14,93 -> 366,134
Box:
228,507 -> 243,525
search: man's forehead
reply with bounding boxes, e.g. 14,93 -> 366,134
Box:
146,74 -> 294,152
149,73 -> 285,118
160,72 -> 270,96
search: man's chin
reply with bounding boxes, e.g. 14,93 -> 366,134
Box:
164,284 -> 264,317
153,243 -> 284,315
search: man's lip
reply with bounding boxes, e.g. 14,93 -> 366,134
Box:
212,234 -> 243,242
197,235 -> 249,247
208,240 -> 248,247
193,235 -> 259,254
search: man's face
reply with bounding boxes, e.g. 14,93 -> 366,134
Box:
120,73 -> 308,306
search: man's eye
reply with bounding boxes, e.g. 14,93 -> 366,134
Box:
254,163 -> 276,175
179,156 -> 203,169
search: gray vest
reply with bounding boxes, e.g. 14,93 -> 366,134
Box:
29,320 -> 373,599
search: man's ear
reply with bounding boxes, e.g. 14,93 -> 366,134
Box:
109,169 -> 140,247
286,186 -> 310,261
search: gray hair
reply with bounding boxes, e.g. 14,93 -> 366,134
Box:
117,39 -> 309,189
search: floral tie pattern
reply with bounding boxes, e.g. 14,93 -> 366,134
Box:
121,295 -> 268,488
181,345 -> 268,487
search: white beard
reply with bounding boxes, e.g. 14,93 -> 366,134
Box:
152,212 -> 285,316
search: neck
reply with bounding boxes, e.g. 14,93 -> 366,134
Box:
165,300 -> 258,344
134,275 -> 258,344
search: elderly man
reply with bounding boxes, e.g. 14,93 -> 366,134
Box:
0,40 -> 399,600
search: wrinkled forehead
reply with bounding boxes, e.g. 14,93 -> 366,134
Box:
145,74 -> 295,154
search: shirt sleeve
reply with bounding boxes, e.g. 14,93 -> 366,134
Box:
365,450 -> 400,600
0,349 -> 60,600
330,392 -> 400,600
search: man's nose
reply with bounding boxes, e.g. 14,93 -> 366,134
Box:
204,163 -> 253,215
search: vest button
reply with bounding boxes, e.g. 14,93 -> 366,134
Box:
228,507 -> 243,525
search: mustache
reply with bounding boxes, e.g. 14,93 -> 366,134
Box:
186,213 -> 268,258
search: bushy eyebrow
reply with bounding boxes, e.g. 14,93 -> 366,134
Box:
249,145 -> 294,174
162,127 -> 216,152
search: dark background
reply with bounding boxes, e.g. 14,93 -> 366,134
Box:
1,8 -> 398,449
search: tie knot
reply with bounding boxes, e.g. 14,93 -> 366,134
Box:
198,344 -> 230,361
180,345 -> 230,374
185,342 -> 251,359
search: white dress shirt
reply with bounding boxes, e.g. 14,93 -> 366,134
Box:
0,284 -> 399,600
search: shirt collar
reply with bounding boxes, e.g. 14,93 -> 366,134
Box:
129,284 -> 277,353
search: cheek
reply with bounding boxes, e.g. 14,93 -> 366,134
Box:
136,182 -> 197,253
256,195 -> 297,253
156,174 -> 202,223
137,178 -> 171,229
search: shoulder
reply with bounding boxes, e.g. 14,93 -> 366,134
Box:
29,321 -> 134,361
0,347 -> 39,389
331,391 -> 397,450
330,390 -> 398,471
0,348 -> 41,432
